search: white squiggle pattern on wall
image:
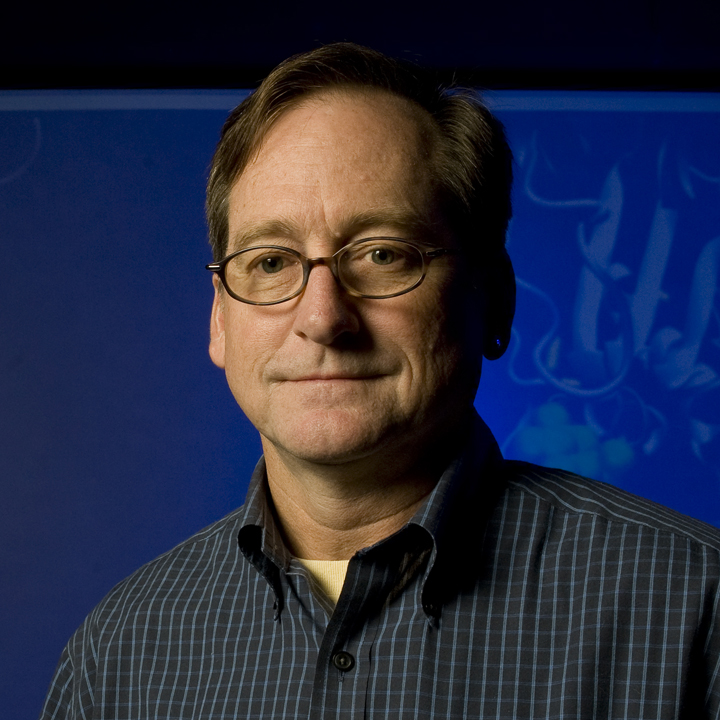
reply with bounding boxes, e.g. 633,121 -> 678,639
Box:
508,134 -> 720,479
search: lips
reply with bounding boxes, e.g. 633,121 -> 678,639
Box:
268,364 -> 389,383
265,357 -> 396,384
287,374 -> 383,382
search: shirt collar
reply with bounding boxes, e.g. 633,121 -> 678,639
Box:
409,412 -> 506,617
409,411 -> 504,549
236,412 -> 506,616
237,456 -> 293,571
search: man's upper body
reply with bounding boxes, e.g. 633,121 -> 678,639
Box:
40,43 -> 720,718
41,416 -> 720,718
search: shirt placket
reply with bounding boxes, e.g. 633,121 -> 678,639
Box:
307,556 -> 376,720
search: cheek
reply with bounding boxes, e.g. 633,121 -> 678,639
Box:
408,285 -> 482,382
222,310 -> 284,387
378,292 -> 469,383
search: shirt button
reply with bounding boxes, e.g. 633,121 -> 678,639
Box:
332,651 -> 355,671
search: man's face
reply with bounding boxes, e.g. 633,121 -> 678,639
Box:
210,90 -> 483,470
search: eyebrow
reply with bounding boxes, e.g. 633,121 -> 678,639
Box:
229,210 -> 443,251
230,220 -> 300,250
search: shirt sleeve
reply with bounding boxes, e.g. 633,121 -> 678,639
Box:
39,623 -> 97,720
39,646 -> 77,720
704,585 -> 720,718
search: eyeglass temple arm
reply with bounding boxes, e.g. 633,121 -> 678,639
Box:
425,248 -> 455,259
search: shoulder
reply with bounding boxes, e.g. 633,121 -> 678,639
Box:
502,459 -> 720,552
83,505 -> 251,630
43,505 -> 260,715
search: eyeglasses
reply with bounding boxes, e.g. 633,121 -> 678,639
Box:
206,238 -> 455,306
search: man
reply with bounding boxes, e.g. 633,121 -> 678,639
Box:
41,43 -> 720,719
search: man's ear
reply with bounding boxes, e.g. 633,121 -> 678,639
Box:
481,248 -> 516,361
209,275 -> 227,369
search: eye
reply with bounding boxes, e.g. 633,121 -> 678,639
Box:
259,255 -> 285,274
368,247 -> 396,265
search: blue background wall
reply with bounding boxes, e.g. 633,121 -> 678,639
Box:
1,90 -> 719,716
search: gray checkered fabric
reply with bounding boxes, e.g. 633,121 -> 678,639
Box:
41,416 -> 720,719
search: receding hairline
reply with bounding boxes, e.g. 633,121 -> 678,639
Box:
234,85 -> 443,192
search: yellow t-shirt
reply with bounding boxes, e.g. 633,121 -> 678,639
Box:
297,558 -> 350,605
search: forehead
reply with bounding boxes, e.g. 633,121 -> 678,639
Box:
227,90 -> 444,247
258,87 -> 436,163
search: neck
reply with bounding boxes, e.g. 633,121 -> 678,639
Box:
261,422 -> 469,560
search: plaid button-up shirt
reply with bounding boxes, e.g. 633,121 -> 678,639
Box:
41,416 -> 720,719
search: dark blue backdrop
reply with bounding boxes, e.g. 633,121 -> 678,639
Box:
2,90 -> 719,717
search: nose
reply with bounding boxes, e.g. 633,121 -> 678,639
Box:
291,264 -> 360,344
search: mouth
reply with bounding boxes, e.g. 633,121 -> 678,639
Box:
288,374 -> 383,382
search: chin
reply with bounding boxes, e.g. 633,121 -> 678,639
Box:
263,408 -> 403,466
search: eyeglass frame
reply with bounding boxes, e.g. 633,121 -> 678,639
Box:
205,237 -> 456,306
